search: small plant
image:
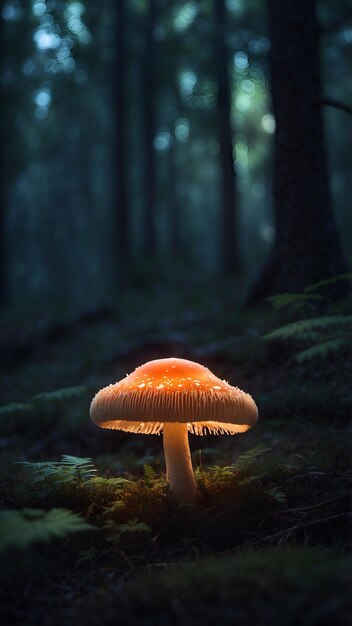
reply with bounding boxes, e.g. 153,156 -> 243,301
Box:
263,274 -> 352,362
0,385 -> 87,435
0,508 -> 93,551
17,455 -> 97,489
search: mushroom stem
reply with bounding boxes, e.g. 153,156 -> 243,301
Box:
163,422 -> 197,504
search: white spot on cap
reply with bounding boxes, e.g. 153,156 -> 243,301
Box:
138,383 -> 145,388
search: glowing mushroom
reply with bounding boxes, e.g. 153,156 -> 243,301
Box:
90,358 -> 258,504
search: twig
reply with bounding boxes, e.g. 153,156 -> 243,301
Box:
316,97 -> 352,115
278,405 -> 352,434
246,496 -> 340,522
250,512 -> 352,546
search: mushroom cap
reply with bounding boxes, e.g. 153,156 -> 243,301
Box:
90,357 -> 258,435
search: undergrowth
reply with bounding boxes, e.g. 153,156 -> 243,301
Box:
264,273 -> 352,363
2,441 -> 351,556
1,277 -> 351,624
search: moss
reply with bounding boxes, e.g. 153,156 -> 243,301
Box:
76,548 -> 352,626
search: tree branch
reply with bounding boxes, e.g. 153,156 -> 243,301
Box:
316,96 -> 352,115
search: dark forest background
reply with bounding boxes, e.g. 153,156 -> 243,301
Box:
1,2 -> 352,625
1,0 -> 351,316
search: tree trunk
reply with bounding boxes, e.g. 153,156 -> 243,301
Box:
214,0 -> 239,274
113,0 -> 129,285
168,134 -> 180,258
0,9 -> 6,306
142,0 -> 157,260
248,0 -> 347,303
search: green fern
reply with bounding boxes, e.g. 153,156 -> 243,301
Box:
295,339 -> 346,363
60,455 -> 97,481
264,316 -> 352,341
91,476 -> 132,489
104,518 -> 152,543
264,485 -> 287,503
264,275 -> 352,363
0,402 -> 34,416
303,273 -> 352,293
268,273 -> 352,310
268,293 -> 323,310
32,386 -> 86,404
0,508 -> 93,551
206,445 -> 272,486
143,464 -> 157,485
233,444 -> 271,471
17,455 -> 97,487
118,520 -> 152,534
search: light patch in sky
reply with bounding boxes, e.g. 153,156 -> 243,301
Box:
234,51 -> 249,71
35,89 -> 51,107
174,2 -> 198,32
175,118 -> 190,141
179,71 -> 197,98
32,1 -> 46,17
236,94 -> 251,112
262,114 -> 276,133
34,29 -> 61,50
154,130 -> 171,151
2,4 -> 24,21
261,225 -> 276,243
66,1 -> 92,43
241,79 -> 255,96
226,0 -> 243,15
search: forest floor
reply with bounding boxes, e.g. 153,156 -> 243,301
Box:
0,278 -> 351,625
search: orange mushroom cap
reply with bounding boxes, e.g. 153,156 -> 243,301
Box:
90,357 -> 258,435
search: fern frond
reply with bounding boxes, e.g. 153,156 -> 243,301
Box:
0,402 -> 33,416
0,508 -> 93,551
16,460 -> 64,484
17,456 -> 97,486
267,293 -> 323,310
238,475 -> 264,486
295,339 -> 346,363
143,464 -> 157,484
117,520 -> 152,534
60,455 -> 97,481
265,486 -> 287,503
263,316 -> 352,341
32,386 -> 86,404
303,273 -> 352,294
91,477 -> 132,489
233,444 -> 271,471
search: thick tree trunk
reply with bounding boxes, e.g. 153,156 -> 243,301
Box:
0,10 -> 6,306
142,0 -> 157,260
113,0 -> 129,285
248,0 -> 347,303
214,0 -> 239,274
168,135 -> 180,258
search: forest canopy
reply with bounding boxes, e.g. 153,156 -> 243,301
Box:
1,0 -> 351,314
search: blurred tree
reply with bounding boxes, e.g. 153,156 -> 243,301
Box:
214,0 -> 239,274
113,0 -> 129,285
142,0 -> 157,260
0,6 -> 5,304
248,0 -> 348,302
